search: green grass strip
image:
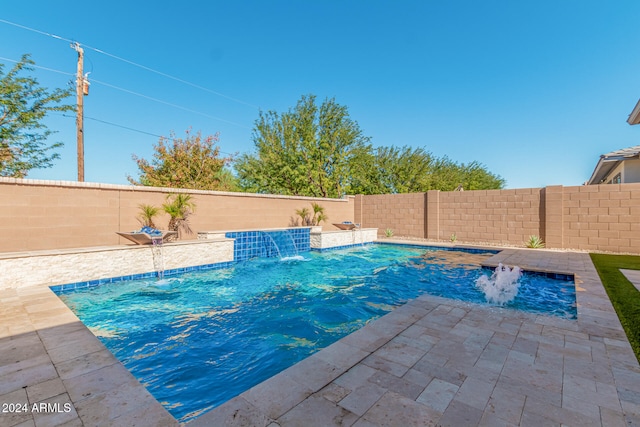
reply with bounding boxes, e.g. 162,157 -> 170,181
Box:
590,253 -> 640,363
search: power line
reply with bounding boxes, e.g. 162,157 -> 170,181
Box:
90,78 -> 249,127
84,46 -> 259,109
0,19 -> 71,43
0,18 -> 260,109
0,56 -> 74,76
0,55 -> 250,128
58,113 -> 238,157
61,113 -> 164,138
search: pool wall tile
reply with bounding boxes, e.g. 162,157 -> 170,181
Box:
479,265 -> 575,281
51,260 -> 236,294
227,228 -> 311,262
312,242 -> 375,252
377,241 -> 500,255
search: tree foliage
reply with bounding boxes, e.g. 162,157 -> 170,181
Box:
235,94 -> 505,196
128,129 -> 237,190
0,54 -> 73,177
235,95 -> 371,197
348,146 -> 504,194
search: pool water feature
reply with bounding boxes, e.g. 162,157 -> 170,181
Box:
226,228 -> 310,262
475,263 -> 523,305
260,230 -> 299,259
56,244 -> 576,422
150,238 -> 166,279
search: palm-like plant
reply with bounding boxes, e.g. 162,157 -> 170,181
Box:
137,204 -> 160,229
310,202 -> 327,226
163,194 -> 196,238
525,235 -> 545,249
295,207 -> 311,226
295,203 -> 328,226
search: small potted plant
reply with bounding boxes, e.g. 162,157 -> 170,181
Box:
310,202 -> 327,232
295,203 -> 327,232
163,193 -> 196,240
137,204 -> 160,229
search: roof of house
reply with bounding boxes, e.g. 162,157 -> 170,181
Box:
587,145 -> 640,185
628,99 -> 640,125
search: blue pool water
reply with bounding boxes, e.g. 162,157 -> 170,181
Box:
56,244 -> 576,422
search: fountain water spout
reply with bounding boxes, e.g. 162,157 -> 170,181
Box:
475,263 -> 522,305
261,230 -> 301,260
151,237 -> 165,280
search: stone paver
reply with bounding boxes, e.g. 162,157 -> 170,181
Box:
0,286 -> 176,427
1,246 -> 639,426
621,268 -> 640,292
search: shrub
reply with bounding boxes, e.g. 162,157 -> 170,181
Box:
525,235 -> 545,249
163,194 -> 196,238
137,204 -> 160,229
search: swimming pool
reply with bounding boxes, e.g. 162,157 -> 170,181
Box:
56,244 -> 576,422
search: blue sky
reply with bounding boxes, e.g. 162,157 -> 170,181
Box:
2,1 -> 640,189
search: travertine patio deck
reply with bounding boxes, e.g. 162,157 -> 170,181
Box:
1,246 -> 639,426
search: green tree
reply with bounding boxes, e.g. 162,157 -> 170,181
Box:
371,146 -> 436,193
235,94 -> 504,196
459,160 -> 506,190
0,54 -> 73,177
426,157 -> 505,191
128,129 -> 236,190
348,146 -> 505,194
235,95 -> 371,197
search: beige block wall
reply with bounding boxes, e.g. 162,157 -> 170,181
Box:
438,187 -> 542,246
0,178 -> 354,253
355,193 -> 426,238
562,183 -> 640,253
358,184 -> 640,254
2,178 -> 639,255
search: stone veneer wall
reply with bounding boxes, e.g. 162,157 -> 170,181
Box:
356,183 -> 640,254
0,239 -> 233,290
310,229 -> 378,250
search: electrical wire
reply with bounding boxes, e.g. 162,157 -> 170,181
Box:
0,56 -> 250,128
57,113 -> 237,157
84,46 -> 259,109
90,78 -> 249,127
0,19 -> 71,43
0,18 -> 259,109
0,56 -> 74,77
0,19 -> 249,157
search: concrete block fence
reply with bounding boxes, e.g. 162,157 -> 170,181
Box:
1,178 -> 639,254
0,178 -> 354,253
356,183 -> 640,254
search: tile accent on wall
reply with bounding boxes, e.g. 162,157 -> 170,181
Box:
226,228 -> 311,261
51,261 -> 236,294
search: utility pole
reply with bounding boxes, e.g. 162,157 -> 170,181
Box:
72,42 -> 85,181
